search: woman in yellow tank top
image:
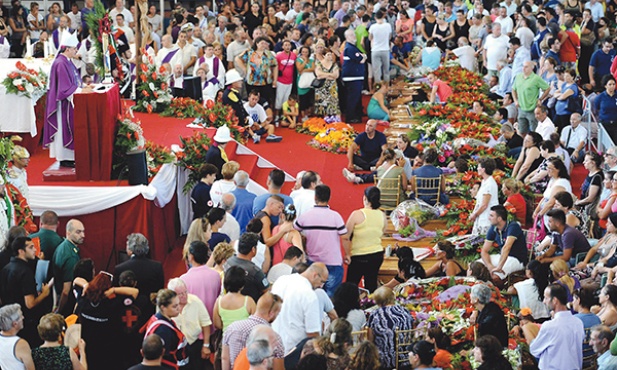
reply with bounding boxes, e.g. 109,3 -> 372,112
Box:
342,186 -> 387,292
212,266 -> 256,331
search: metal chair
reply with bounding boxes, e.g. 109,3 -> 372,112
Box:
349,329 -> 368,354
375,176 -> 402,212
414,176 -> 441,206
394,326 -> 427,370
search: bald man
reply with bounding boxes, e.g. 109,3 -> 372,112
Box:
52,219 -> 85,315
271,263 -> 328,352
222,293 -> 285,370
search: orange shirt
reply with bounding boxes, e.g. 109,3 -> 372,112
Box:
233,348 -> 250,370
434,348 -> 453,369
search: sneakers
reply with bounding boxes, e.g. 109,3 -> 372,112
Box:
370,166 -> 376,172
265,134 -> 283,142
342,168 -> 362,184
353,164 -> 364,171
252,134 -> 261,144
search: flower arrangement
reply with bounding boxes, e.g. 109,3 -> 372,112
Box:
198,100 -> 245,142
161,97 -> 207,119
114,107 -> 145,154
2,61 -> 48,101
134,53 -> 172,114
145,141 -> 174,177
309,122 -> 357,154
84,0 -> 123,78
175,132 -> 211,193
297,117 -> 329,135
6,183 -> 36,233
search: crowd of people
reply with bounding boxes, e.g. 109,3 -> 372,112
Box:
5,0 -> 617,367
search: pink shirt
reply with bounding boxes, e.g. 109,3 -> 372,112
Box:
180,265 -> 222,319
434,79 -> 453,102
276,51 -> 297,85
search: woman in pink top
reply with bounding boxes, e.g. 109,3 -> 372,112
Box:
427,72 -> 453,103
271,204 -> 304,265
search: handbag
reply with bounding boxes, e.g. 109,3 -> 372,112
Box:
567,94 -> 583,114
311,78 -> 325,88
298,72 -> 315,89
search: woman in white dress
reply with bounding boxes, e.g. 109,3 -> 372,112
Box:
532,157 -> 572,229
469,158 -> 499,235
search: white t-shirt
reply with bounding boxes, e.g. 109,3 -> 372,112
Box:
285,9 -> 299,22
148,14 -> 163,35
513,278 -> 551,319
67,11 -> 82,30
109,7 -> 133,26
27,13 -> 44,40
515,27 -> 535,50
496,15 -> 513,35
244,102 -> 268,125
473,176 -> 499,234
210,179 -> 236,207
536,117 -> 556,141
175,43 -> 198,74
119,25 -> 134,43
267,262 -> 293,284
368,21 -> 392,52
453,45 -> 477,71
271,273 -> 321,353
483,34 -> 509,70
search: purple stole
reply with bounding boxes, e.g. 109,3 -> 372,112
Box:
0,35 -> 4,45
52,29 -> 60,49
43,54 -> 81,150
162,48 -> 179,64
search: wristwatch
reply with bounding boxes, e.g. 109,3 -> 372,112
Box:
203,343 -> 210,348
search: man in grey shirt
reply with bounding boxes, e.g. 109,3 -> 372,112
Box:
227,28 -> 250,75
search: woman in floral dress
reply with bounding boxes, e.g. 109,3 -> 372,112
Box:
236,36 -> 278,107
314,49 -> 340,118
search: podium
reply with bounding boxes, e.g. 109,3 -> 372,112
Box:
73,84 -> 121,181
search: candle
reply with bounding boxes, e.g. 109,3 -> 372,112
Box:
43,41 -> 49,58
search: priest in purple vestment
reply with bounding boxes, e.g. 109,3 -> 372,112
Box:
42,31 -> 92,167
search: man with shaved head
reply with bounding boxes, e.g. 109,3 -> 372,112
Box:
271,262 -> 329,352
128,334 -> 166,369
52,218 -> 84,315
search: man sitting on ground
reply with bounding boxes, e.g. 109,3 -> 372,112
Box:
244,90 -> 282,143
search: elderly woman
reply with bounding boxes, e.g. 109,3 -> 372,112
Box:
595,75 -> 617,143
342,186 -> 387,292
425,240 -> 466,277
167,278 -> 212,370
553,191 -> 589,237
469,158 -> 499,235
470,283 -> 508,347
75,272 -> 139,370
32,313 -> 87,370
575,213 -> 617,277
367,286 -> 414,370
553,69 -> 580,132
575,152 -> 603,225
210,161 -> 239,207
512,132 -> 544,182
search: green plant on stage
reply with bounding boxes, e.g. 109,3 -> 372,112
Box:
175,132 -> 211,193
161,97 -> 207,118
84,0 -> 113,75
145,141 -> 174,177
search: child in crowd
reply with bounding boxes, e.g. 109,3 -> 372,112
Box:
281,94 -> 299,129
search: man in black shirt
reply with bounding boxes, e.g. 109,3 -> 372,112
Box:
501,122 -> 523,158
0,237 -> 51,347
128,334 -> 168,370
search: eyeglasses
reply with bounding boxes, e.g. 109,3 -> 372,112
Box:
268,294 -> 283,312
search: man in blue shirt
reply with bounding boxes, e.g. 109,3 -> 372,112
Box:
346,120 -> 387,171
231,170 -> 257,233
252,169 -> 293,227
589,40 -> 616,90
480,205 -> 527,280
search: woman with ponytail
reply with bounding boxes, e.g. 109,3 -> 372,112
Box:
342,186 -> 387,292
316,319 -> 352,370
502,178 -> 527,225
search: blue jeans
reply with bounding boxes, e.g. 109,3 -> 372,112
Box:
324,265 -> 344,297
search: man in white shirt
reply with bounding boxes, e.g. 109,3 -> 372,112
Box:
530,284 -> 584,370
271,263 -> 328,353
489,59 -> 512,98
509,37 -> 531,84
496,7 -> 513,35
214,16 -> 228,44
500,0 -> 517,16
156,34 -> 180,68
194,5 -> 208,30
534,105 -> 556,140
109,0 -> 133,27
219,193 -> 241,242
184,23 -> 205,51
275,2 -> 289,21
285,1 -> 301,23
514,18 -> 535,49
244,90 -> 282,143
467,0 -> 489,19
67,3 -> 82,33
226,28 -> 250,73
116,14 -> 134,43
369,10 -> 392,84
483,22 -> 509,76
175,30 -> 197,75
560,113 -> 588,164
170,63 -> 184,90
290,171 -> 321,217
448,37 -> 476,72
